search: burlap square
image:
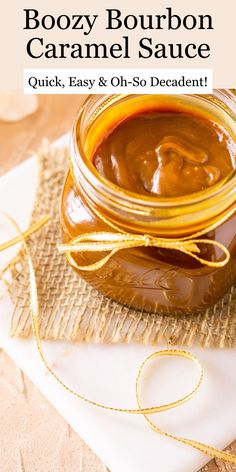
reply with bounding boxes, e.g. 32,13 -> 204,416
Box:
7,141 -> 236,347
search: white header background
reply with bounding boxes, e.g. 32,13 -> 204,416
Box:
24,69 -> 213,94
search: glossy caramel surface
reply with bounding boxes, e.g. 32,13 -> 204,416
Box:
93,111 -> 235,197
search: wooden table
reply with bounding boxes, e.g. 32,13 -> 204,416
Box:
0,94 -> 234,471
0,95 -> 87,176
0,94 -> 105,472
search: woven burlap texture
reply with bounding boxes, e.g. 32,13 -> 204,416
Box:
8,141 -> 236,347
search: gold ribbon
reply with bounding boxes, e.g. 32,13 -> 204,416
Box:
1,213 -> 236,465
57,201 -> 236,271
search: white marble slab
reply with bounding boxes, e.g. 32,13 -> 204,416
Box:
0,134 -> 235,472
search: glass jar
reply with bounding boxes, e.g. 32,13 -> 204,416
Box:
60,92 -> 236,315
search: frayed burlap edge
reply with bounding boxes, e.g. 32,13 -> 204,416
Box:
6,140 -> 236,347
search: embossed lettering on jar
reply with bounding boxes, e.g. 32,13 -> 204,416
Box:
60,93 -> 236,315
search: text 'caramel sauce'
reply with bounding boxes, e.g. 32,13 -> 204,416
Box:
92,109 -> 236,198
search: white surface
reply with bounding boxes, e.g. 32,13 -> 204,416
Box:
0,134 -> 235,472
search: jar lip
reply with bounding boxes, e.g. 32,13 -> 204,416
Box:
72,92 -> 236,211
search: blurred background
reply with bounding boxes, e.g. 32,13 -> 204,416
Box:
0,94 -> 88,175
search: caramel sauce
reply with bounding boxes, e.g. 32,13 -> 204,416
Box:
61,98 -> 236,314
93,111 -> 236,197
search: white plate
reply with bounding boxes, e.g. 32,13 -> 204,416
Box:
0,134 -> 235,472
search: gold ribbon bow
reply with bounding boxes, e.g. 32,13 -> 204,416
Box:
1,212 -> 236,466
58,231 -> 230,272
57,200 -> 236,271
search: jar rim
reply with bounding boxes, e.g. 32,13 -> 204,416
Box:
71,92 -> 236,235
